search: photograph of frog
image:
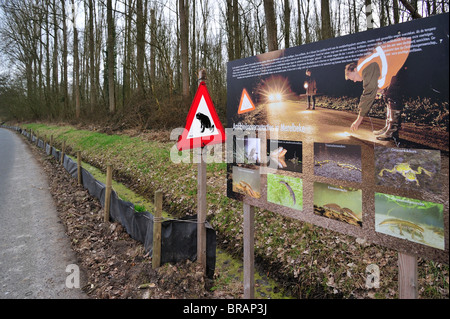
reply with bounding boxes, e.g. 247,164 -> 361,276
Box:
267,139 -> 303,173
313,182 -> 362,227
375,193 -> 444,250
314,143 -> 362,183
231,166 -> 261,199
374,146 -> 441,194
234,136 -> 261,165
267,173 -> 303,211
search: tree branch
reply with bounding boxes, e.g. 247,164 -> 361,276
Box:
399,0 -> 422,19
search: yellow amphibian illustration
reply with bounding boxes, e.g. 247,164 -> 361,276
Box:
378,162 -> 433,186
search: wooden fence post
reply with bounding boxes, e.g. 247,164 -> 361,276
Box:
44,136 -> 47,154
77,151 -> 82,185
50,135 -> 53,151
398,251 -> 418,299
243,202 -> 255,299
61,140 -> 66,165
152,190 -> 163,269
104,164 -> 113,223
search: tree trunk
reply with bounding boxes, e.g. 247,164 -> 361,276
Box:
296,0 -> 302,45
321,0 -> 332,40
191,0 -> 197,96
263,0 -> 278,52
150,8 -> 156,87
365,0 -> 373,30
106,0 -> 115,113
71,0 -> 81,118
61,0 -> 69,114
353,0 -> 359,33
88,0 -> 96,112
226,0 -> 234,61
52,0 -> 59,110
399,0 -> 423,19
284,0 -> 291,48
179,0 -> 189,100
136,0 -> 145,95
393,0 -> 400,24
233,0 -> 241,59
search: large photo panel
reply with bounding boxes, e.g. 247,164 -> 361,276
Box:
226,14 -> 449,263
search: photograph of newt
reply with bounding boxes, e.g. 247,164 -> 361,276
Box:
375,193 -> 444,250
267,173 -> 303,211
313,182 -> 362,227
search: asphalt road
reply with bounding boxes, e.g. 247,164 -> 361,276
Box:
0,128 -> 86,299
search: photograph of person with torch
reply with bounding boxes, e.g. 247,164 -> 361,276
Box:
345,37 -> 411,141
304,69 -> 317,110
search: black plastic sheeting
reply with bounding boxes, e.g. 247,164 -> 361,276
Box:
7,126 -> 216,278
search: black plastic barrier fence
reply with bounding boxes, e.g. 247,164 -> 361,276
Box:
2,126 -> 216,278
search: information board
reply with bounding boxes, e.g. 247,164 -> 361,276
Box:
226,14 -> 449,263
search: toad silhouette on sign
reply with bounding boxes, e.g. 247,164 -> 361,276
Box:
196,112 -> 215,133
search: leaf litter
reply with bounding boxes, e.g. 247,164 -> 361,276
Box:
30,143 -> 240,299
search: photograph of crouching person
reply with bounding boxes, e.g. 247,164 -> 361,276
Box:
345,37 -> 411,141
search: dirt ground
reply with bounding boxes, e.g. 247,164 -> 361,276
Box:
27,137 -> 240,299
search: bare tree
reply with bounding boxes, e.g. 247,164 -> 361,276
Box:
179,0 -> 189,100
106,0 -> 115,113
88,0 -> 96,112
399,0 -> 423,18
71,0 -> 81,118
321,0 -> 333,39
136,0 -> 145,95
283,0 -> 291,48
263,0 -> 278,51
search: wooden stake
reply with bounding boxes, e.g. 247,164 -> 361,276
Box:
104,164 -> 113,223
61,140 -> 66,165
197,147 -> 207,272
398,251 -> 418,299
50,135 -> 53,151
152,190 -> 163,269
243,202 -> 255,299
77,151 -> 82,185
44,136 -> 47,154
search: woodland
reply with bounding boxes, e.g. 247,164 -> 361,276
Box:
0,0 -> 449,129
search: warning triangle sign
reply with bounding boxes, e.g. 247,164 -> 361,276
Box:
238,88 -> 256,114
177,82 -> 226,151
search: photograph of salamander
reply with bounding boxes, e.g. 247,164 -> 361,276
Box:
231,166 -> 261,199
314,142 -> 362,183
375,193 -> 444,250
313,182 -> 362,227
374,146 -> 441,194
267,139 -> 303,173
267,173 -> 303,211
